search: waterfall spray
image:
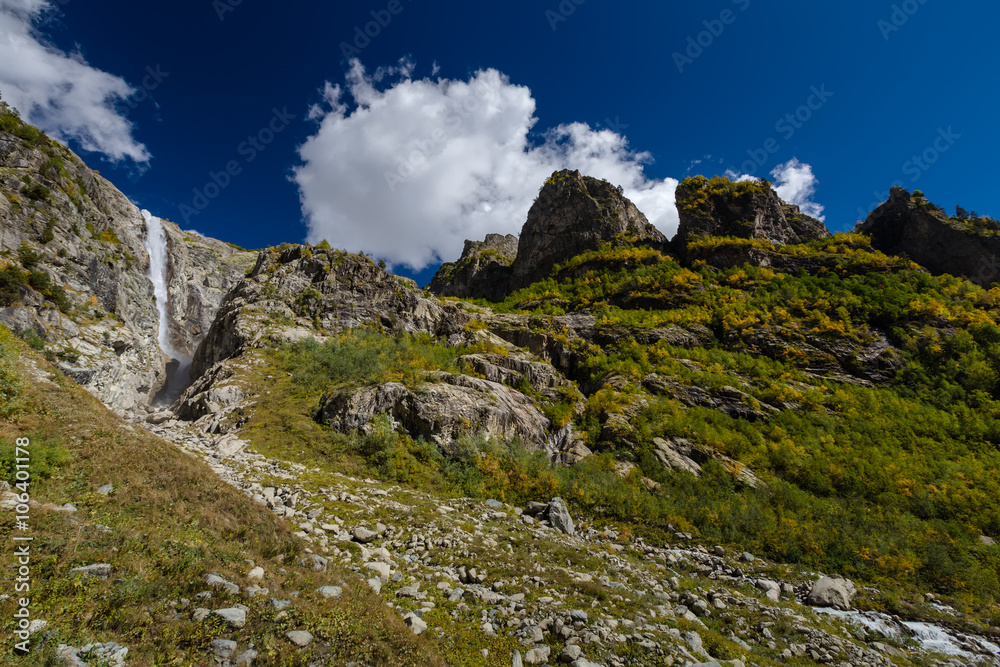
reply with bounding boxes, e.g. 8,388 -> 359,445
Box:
142,210 -> 192,403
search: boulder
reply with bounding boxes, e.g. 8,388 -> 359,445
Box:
806,576 -> 857,610
285,630 -> 313,647
317,372 -> 554,455
212,608 -> 247,628
547,497 -> 575,536
403,612 -> 427,635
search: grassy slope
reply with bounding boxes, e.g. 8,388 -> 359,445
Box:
0,326 -> 444,666
225,230 -> 1000,627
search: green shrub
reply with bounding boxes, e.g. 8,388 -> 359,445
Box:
15,328 -> 45,351
23,182 -> 50,202
0,264 -> 26,306
17,245 -> 39,270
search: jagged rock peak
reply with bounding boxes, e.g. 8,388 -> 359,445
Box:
427,233 -> 517,301
857,186 -> 1000,287
673,175 -> 830,253
510,170 -> 667,289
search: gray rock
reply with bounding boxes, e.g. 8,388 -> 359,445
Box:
353,526 -> 378,543
547,497 -> 575,536
205,573 -> 240,595
97,484 -> 114,495
560,644 -> 583,662
806,576 -> 857,610
524,645 -> 551,664
316,586 -> 342,599
285,630 -> 313,647
511,649 -> 524,667
755,578 -> 781,602
299,554 -> 328,572
403,612 -> 427,635
234,648 -> 258,665
70,564 -> 112,580
211,639 -> 237,658
212,608 -> 247,628
318,372 -> 553,455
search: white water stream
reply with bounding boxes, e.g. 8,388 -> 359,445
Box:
816,607 -> 1000,663
142,210 -> 192,403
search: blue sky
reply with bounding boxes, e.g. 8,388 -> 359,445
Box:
1,0 -> 998,284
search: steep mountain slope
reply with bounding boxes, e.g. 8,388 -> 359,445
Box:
4,103 -> 1000,666
0,102 -> 250,415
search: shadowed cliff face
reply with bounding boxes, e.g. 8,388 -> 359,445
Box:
426,233 -> 517,302
159,220 -> 256,360
673,175 -> 830,254
511,170 -> 667,289
858,186 -> 1000,287
428,169 -> 667,301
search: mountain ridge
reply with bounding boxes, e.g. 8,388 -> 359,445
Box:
4,105 -> 1000,666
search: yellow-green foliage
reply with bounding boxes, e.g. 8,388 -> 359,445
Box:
677,174 -> 769,213
475,233 -> 1000,603
0,325 -> 23,413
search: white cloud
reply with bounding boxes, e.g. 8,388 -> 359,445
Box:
294,60 -> 679,270
770,158 -> 825,220
725,158 -> 826,221
0,0 -> 149,162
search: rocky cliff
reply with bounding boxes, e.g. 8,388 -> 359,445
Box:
673,175 -> 830,255
429,170 -> 667,301
0,103 -> 247,414
426,233 -> 517,302
0,104 -> 164,412
510,170 -> 667,290
858,186 -> 1000,287
159,220 -> 256,359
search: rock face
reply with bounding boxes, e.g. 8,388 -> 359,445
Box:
430,170 -> 668,301
315,371 -> 556,455
673,176 -> 829,253
188,245 -> 462,382
0,106 -> 165,413
176,245 -> 468,424
510,170 -> 666,291
858,186 -> 1000,287
427,234 -> 517,302
159,220 -> 256,359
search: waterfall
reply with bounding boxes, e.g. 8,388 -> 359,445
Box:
142,210 -> 191,404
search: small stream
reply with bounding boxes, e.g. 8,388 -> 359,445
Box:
816,607 -> 1000,664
